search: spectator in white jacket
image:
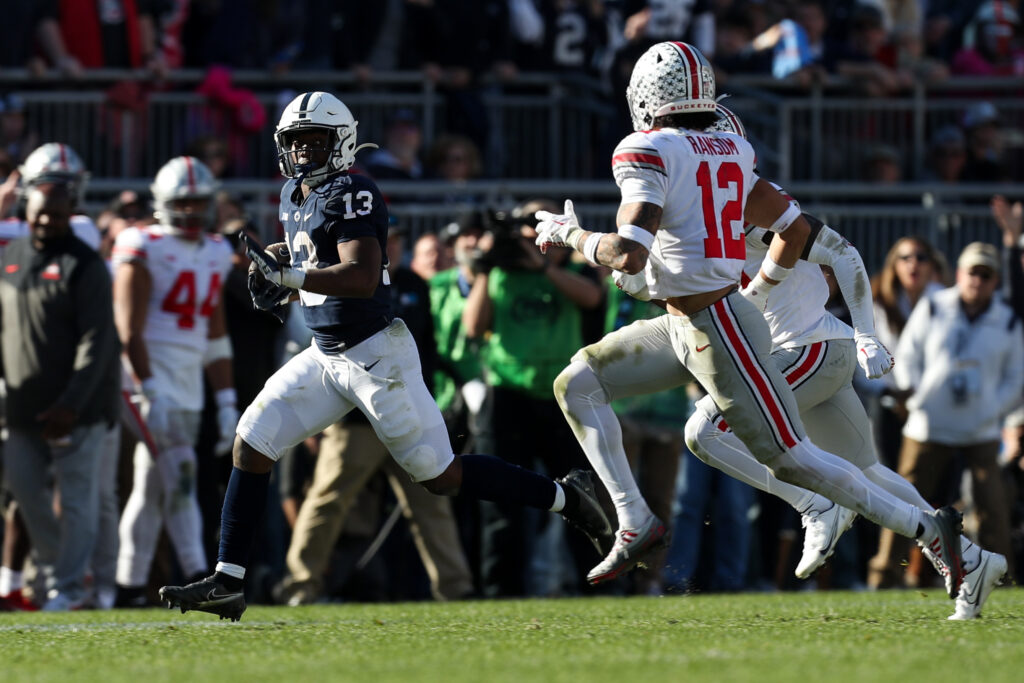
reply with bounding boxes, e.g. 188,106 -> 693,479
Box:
871,241 -> 1023,585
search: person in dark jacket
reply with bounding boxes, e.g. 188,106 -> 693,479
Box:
0,182 -> 120,611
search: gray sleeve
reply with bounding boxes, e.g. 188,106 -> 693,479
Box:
58,258 -> 119,413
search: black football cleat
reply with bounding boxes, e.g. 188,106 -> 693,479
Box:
557,469 -> 614,556
159,574 -> 246,622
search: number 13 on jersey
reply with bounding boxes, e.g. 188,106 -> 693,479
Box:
697,160 -> 745,260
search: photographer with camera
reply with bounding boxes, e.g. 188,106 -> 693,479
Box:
462,199 -> 604,597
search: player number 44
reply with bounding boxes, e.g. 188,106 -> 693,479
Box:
161,271 -> 222,329
697,160 -> 745,260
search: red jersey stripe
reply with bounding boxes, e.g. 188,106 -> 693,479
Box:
612,152 -> 665,168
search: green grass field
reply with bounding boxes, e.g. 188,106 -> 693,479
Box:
4,589 -> 1023,683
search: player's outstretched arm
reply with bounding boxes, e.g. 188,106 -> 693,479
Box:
534,198 -> 660,274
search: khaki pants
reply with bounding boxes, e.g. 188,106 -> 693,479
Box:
285,421 -> 473,601
869,437 -> 1014,587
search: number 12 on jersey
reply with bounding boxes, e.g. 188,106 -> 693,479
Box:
697,160 -> 745,260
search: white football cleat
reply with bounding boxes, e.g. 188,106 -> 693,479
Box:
795,503 -> 858,579
586,514 -> 668,585
948,550 -> 1008,621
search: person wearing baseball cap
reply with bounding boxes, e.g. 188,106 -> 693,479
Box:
884,239 -> 1021,595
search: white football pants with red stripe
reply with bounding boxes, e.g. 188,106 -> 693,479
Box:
555,291 -> 924,539
116,407 -> 207,587
685,338 -> 932,515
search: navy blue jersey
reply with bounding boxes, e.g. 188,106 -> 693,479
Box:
279,172 -> 393,352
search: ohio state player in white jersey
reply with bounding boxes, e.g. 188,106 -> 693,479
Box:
111,156 -> 237,605
535,41 -> 966,596
682,108 -> 1007,620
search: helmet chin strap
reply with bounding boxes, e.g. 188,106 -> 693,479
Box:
298,142 -> 380,187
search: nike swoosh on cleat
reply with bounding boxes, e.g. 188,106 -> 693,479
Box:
696,344 -> 710,352
363,359 -> 381,372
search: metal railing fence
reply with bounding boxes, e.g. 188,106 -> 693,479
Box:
82,178 -> 1017,275
5,72 -> 1022,183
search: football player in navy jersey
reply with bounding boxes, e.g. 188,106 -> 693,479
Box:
159,92 -> 612,621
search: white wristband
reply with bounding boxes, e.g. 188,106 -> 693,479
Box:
215,388 -> 237,408
204,335 -> 233,366
616,224 -> 655,251
281,267 -> 306,290
582,232 -> 602,264
761,255 -> 793,283
768,203 -> 801,233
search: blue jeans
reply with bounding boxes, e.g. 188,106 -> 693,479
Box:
664,450 -> 755,592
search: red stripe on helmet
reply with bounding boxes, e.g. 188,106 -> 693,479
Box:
58,144 -> 67,170
672,42 -> 702,101
184,156 -> 196,193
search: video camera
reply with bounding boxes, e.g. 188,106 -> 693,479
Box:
479,205 -> 540,271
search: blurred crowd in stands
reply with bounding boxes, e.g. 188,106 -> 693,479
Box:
2,1 -> 1021,87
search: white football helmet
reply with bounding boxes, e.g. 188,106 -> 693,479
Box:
626,42 -> 717,131
150,156 -> 218,238
705,103 -> 748,139
274,91 -> 377,187
19,143 -> 89,207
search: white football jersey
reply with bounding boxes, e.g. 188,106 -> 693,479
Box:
742,183 -> 852,350
112,226 -> 232,409
613,128 -> 757,298
0,215 -> 102,256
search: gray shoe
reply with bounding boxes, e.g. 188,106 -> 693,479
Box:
586,514 -> 668,585
556,469 -> 614,556
922,506 -> 965,599
948,550 -> 1007,620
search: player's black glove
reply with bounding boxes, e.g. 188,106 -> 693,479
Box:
241,231 -> 306,290
241,233 -> 293,322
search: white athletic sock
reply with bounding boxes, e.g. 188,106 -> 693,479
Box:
558,362 -> 651,529
215,562 -> 246,579
549,483 -> 566,512
0,567 -> 22,596
780,439 -> 922,538
863,463 -> 932,511
684,410 -> 824,513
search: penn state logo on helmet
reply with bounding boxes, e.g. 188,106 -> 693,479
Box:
150,156 -> 219,239
274,91 -> 378,187
626,42 -> 717,131
19,142 -> 90,207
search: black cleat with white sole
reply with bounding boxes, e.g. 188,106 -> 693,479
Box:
159,574 -> 246,622
556,469 -> 614,556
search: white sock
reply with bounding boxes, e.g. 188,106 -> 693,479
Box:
549,483 -> 566,512
215,562 -> 246,579
0,567 -> 22,596
558,362 -> 651,529
863,463 -> 932,510
684,409 -> 826,513
779,439 -> 922,538
961,539 -> 982,573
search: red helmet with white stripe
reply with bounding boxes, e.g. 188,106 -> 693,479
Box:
626,42 -> 716,131
151,156 -> 219,239
705,104 -> 748,140
19,143 -> 89,207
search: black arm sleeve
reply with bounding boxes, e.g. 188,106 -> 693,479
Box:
58,258 -> 120,412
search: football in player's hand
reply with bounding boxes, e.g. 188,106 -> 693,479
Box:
263,241 -> 290,264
